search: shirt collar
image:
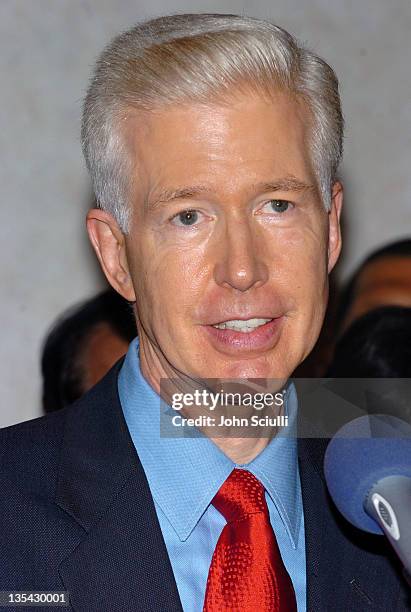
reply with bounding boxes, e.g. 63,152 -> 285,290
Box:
118,338 -> 301,546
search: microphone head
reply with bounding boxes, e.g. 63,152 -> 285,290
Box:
324,414 -> 411,534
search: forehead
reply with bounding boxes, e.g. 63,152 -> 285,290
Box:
126,91 -> 316,201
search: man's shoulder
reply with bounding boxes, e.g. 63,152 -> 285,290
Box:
0,362 -> 123,496
0,395 -> 105,589
0,400 -> 82,500
1,401 -> 69,441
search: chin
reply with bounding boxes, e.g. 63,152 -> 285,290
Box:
200,354 -> 291,381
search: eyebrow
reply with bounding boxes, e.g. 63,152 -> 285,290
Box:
147,176 -> 315,209
251,177 -> 316,194
147,185 -> 213,209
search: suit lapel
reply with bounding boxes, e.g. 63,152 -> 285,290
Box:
55,363 -> 183,612
298,436 -> 327,611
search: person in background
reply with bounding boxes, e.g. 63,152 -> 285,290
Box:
41,288 -> 136,412
335,238 -> 411,334
327,306 -> 411,379
326,305 -> 411,424
298,238 -> 411,377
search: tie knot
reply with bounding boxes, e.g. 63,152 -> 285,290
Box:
212,469 -> 267,522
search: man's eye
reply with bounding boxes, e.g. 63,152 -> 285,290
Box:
265,199 -> 292,213
171,210 -> 200,226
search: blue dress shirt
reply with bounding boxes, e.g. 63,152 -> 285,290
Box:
118,338 -> 306,611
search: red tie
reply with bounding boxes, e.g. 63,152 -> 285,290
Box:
203,469 -> 297,612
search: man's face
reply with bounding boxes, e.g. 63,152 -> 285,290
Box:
92,91 -> 342,384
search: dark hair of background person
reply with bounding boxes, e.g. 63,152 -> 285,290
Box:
41,289 -> 136,413
327,306 -> 411,378
325,306 -> 411,423
335,238 -> 411,332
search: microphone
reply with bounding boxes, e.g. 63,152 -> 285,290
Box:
324,414 -> 411,576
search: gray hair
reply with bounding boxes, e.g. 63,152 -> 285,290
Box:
82,13 -> 343,232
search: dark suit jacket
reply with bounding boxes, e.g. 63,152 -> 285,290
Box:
1,362 -> 410,611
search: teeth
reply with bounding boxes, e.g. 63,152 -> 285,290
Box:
212,318 -> 272,333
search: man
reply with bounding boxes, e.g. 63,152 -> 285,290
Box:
1,14 -> 409,611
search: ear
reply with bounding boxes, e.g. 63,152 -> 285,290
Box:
86,208 -> 136,301
327,181 -> 343,273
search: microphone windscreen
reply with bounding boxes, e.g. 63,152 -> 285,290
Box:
324,414 -> 411,533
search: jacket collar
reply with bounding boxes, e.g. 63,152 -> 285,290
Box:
119,339 -> 302,546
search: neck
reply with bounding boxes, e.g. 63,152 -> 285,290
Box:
138,335 -> 283,464
210,435 -> 273,464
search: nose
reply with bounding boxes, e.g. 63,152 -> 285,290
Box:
213,215 -> 269,292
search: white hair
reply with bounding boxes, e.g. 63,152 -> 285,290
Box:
82,13 -> 344,232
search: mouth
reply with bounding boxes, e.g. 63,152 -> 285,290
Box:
211,317 -> 273,333
203,316 -> 284,354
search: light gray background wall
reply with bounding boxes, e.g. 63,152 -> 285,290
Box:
1,0 -> 410,427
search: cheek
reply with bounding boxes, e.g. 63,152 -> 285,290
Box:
131,234 -> 212,322
299,253 -> 328,320
273,222 -> 329,340
276,222 -> 328,288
